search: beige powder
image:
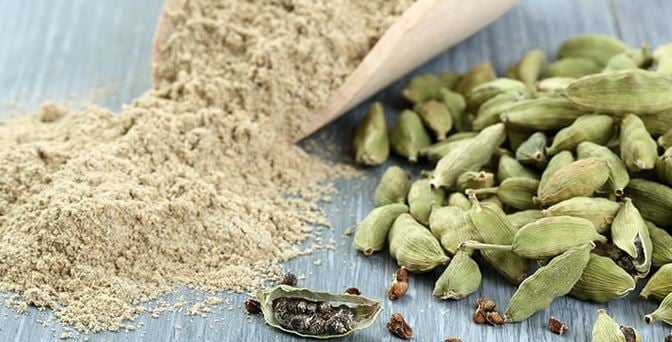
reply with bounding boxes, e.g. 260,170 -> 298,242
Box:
0,0 -> 412,332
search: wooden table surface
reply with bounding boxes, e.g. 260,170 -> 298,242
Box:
1,0 -> 671,341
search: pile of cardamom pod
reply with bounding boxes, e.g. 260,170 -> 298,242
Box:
352,34 -> 672,339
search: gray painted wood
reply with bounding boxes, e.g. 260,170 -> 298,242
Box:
0,0 -> 671,340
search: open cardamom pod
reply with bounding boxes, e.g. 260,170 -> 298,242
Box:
353,203 -> 409,256
432,248 -> 482,300
388,213 -> 449,273
611,198 -> 652,278
592,309 -> 642,342
256,285 -> 382,339
570,253 -> 635,303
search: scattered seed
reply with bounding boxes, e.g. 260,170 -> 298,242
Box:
345,287 -> 361,295
387,281 -> 409,300
387,312 -> 413,339
548,316 -> 569,335
244,299 -> 261,315
278,272 -> 298,287
444,338 -> 463,342
476,297 -> 497,311
485,311 -> 505,326
472,307 -> 487,324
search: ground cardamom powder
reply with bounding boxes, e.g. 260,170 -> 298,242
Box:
0,0 -> 413,332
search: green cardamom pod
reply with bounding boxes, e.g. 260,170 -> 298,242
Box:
408,178 -> 445,226
511,216 -> 606,258
256,285 -> 382,339
602,44 -> 652,72
645,292 -> 672,325
539,150 -> 575,191
430,123 -> 506,189
557,34 -> 630,66
497,154 -> 539,182
388,213 -> 450,273
592,309 -> 642,342
456,171 -> 495,194
577,141 -> 630,197
648,221 -> 672,268
455,62 -> 497,96
501,97 -> 588,131
473,92 -> 526,131
516,132 -> 548,168
414,100 -> 453,141
466,199 -> 528,284
353,204 -> 409,256
656,148 -> 672,186
537,158 -> 610,206
541,197 -> 620,234
654,43 -> 672,75
570,253 -> 635,303
504,243 -> 592,322
374,166 -> 412,207
625,178 -> 672,228
402,72 -> 461,103
447,192 -> 472,211
432,249 -> 481,300
547,115 -> 615,155
659,129 -> 672,149
545,57 -> 603,78
352,102 -> 389,166
640,264 -> 672,301
516,49 -> 548,88
418,134 -> 474,161
429,205 -> 473,255
611,198 -> 652,278
507,210 -> 542,229
489,177 -> 539,210
566,70 -> 672,114
639,110 -> 672,136
536,77 -> 576,92
390,109 -> 431,163
439,88 -> 470,132
466,78 -> 528,112
620,113 -> 658,172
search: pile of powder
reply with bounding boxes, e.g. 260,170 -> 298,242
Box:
0,0 -> 413,332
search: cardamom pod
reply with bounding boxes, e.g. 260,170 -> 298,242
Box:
656,148 -> 672,186
639,110 -> 672,135
507,210 -> 542,229
566,70 -> 672,114
507,125 -> 535,151
557,34 -> 629,66
390,110 -> 432,163
545,57 -> 603,78
456,171 -> 495,194
374,166 -> 412,207
537,158 -> 610,206
640,264 -> 672,301
541,197 -> 620,234
648,221 -> 672,268
546,115 -> 615,155
536,77 -> 576,92
439,88 -> 470,132
625,178 -> 672,228
592,309 -> 642,342
659,129 -> 672,149
512,216 -> 606,258
256,285 -> 382,339
466,199 -> 528,284
408,178 -> 445,226
353,204 -> 409,256
352,102 -> 389,165
516,132 -> 548,168
456,62 -> 497,96
504,243 -> 592,322
611,198 -> 652,278
414,100 -> 453,141
466,78 -> 528,112
429,205 -> 473,255
539,150 -> 574,191
402,72 -> 461,103
645,292 -> 672,326
447,192 -> 472,211
473,92 -> 526,131
620,113 -> 658,172
481,177 -> 539,210
418,135 -> 473,161
497,154 -> 539,182
516,49 -> 548,88
388,213 -> 450,273
430,123 -> 506,189
602,45 -> 652,72
577,141 -> 630,197
501,97 -> 588,131
432,249 -> 482,300
569,254 -> 635,303
654,43 -> 672,75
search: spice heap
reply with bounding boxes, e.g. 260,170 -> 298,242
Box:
0,0 -> 413,332
349,34 -> 672,338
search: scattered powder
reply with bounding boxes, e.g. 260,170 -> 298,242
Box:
0,0 -> 412,333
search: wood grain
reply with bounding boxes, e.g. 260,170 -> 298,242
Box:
0,0 -> 671,341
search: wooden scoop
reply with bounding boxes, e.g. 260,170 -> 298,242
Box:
152,0 -> 519,142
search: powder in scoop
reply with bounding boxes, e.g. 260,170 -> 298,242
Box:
0,0 -> 412,332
